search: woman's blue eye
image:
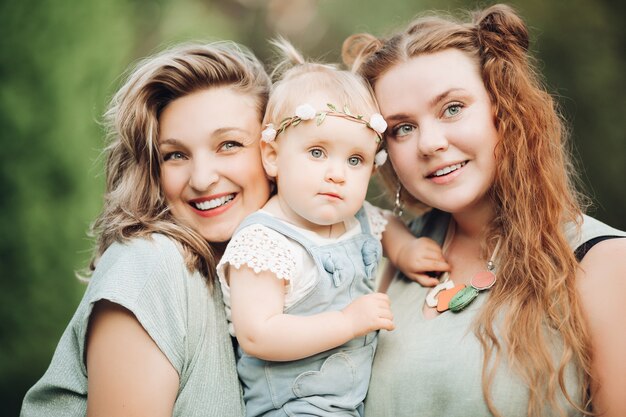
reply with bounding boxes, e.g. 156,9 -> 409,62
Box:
444,104 -> 462,117
220,141 -> 243,151
393,124 -> 415,137
310,148 -> 324,158
164,151 -> 185,161
348,156 -> 362,166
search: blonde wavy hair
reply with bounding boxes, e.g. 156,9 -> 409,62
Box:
87,41 -> 270,283
344,4 -> 591,417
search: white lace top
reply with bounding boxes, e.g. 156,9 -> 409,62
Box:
217,201 -> 388,336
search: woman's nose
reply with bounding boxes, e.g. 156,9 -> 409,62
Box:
417,123 -> 449,157
188,160 -> 219,191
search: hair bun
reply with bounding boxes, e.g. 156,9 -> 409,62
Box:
475,4 -> 529,52
342,33 -> 383,72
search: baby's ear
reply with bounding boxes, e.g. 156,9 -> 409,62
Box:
260,140 -> 279,178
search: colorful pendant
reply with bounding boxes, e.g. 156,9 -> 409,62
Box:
449,268 -> 496,313
423,220 -> 501,315
425,273 -> 454,308
436,283 -> 466,312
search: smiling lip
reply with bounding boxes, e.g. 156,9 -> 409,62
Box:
426,161 -> 468,184
189,192 -> 237,218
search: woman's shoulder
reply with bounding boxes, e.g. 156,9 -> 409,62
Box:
99,233 -> 183,264
84,234 -> 207,372
87,233 -> 193,306
564,214 -> 626,252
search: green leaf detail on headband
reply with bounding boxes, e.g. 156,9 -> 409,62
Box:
316,112 -> 327,126
326,103 -> 338,112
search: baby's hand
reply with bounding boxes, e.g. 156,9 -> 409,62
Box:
342,293 -> 394,338
395,237 -> 450,287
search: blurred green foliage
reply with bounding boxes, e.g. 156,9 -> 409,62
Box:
1,0 -> 623,414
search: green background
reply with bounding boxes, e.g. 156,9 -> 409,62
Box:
1,0 -> 623,414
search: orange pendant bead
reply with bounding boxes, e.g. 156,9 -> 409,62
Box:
436,283 -> 466,312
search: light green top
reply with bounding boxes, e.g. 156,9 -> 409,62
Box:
20,234 -> 244,417
365,212 -> 626,417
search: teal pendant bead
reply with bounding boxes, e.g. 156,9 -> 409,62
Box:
449,286 -> 479,312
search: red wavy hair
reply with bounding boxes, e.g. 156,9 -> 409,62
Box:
344,4 -> 591,416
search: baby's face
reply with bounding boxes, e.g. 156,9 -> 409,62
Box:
271,110 -> 378,233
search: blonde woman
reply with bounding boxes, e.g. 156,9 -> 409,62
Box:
344,4 -> 626,417
21,42 -> 271,417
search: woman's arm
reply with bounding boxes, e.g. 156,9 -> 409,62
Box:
229,265 -> 394,362
576,238 -> 626,417
86,300 -> 179,417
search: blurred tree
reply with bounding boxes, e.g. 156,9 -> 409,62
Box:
0,0 -> 622,415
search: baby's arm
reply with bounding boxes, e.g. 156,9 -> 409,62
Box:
381,214 -> 450,287
229,265 -> 394,362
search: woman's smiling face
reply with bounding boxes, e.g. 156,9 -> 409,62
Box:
375,49 -> 500,216
158,87 -> 270,244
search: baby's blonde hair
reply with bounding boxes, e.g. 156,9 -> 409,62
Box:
264,38 -> 380,135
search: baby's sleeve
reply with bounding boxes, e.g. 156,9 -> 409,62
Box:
217,224 -> 298,282
363,201 -> 390,241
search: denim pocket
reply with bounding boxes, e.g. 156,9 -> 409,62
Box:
292,344 -> 375,410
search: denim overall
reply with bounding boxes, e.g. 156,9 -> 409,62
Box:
235,208 -> 382,417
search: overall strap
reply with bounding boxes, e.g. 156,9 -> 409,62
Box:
354,206 -> 371,235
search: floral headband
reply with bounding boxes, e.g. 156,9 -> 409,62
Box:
261,103 -> 388,167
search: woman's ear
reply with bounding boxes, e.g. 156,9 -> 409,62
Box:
260,140 -> 279,178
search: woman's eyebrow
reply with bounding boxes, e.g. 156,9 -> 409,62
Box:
159,127 -> 251,144
213,127 -> 249,136
158,137 -> 181,146
384,113 -> 413,123
429,88 -> 466,108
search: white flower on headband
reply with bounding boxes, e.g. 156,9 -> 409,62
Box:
261,123 -> 277,143
374,149 -> 388,167
294,103 -> 317,120
368,113 -> 388,134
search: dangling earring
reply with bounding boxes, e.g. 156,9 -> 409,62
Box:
393,183 -> 404,217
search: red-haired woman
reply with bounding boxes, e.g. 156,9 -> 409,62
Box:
344,4 -> 626,417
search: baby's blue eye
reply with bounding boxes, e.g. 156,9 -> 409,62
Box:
348,156 -> 362,166
310,149 -> 324,158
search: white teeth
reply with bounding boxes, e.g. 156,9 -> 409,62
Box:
433,162 -> 466,177
193,194 -> 235,211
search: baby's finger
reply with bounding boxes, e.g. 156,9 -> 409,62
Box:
420,250 -> 449,262
413,259 -> 451,273
378,317 -> 395,331
405,273 -> 440,287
